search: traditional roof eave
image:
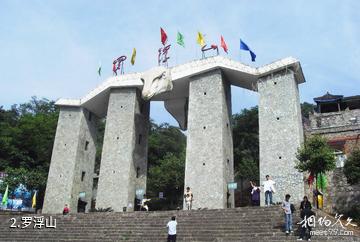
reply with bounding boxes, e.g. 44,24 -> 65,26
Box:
314,92 -> 343,103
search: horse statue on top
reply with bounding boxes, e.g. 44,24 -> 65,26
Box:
140,66 -> 172,100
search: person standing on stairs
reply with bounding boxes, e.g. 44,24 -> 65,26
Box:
250,181 -> 260,206
167,216 -> 177,242
63,204 -> 70,215
300,196 -> 312,211
282,194 -> 293,235
262,175 -> 276,206
297,197 -> 315,241
184,187 -> 193,210
185,193 -> 192,210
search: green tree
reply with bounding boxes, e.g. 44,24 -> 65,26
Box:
0,167 -> 47,192
146,122 -> 186,209
0,106 -> 20,169
147,152 -> 185,208
301,102 -> 316,119
0,97 -> 58,208
295,135 -> 336,191
232,107 -> 259,183
344,149 -> 360,185
148,122 -> 186,167
232,107 -> 259,206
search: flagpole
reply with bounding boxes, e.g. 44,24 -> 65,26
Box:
239,40 -> 241,62
175,42 -> 178,66
193,36 -> 196,60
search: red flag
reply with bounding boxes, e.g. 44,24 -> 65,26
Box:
160,27 -> 168,45
220,35 -> 228,53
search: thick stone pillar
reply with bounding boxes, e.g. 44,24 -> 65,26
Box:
96,88 -> 149,212
43,106 -> 97,214
184,69 -> 234,209
258,69 -> 304,206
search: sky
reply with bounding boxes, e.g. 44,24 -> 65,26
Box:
1,0 -> 359,126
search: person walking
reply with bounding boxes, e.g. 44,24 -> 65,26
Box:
297,196 -> 315,241
282,194 -> 293,235
250,181 -> 260,206
184,187 -> 193,210
300,196 -> 312,211
262,175 -> 275,206
167,216 -> 177,242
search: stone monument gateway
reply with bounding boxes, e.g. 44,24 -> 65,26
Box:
42,56 -> 305,213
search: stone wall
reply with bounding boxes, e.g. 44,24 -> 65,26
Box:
302,165 -> 360,216
306,106 -> 360,215
309,109 -> 360,130
321,168 -> 360,215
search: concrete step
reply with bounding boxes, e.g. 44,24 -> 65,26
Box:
0,206 -> 358,241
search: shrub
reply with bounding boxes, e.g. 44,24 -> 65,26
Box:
89,207 -> 113,212
344,149 -> 360,185
340,204 -> 360,225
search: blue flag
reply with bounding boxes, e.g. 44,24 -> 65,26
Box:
240,39 -> 256,62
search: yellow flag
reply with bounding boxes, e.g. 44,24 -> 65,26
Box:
32,191 -> 36,208
197,32 -> 205,47
131,48 -> 136,65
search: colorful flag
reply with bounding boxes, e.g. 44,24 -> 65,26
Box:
2,185 -> 8,206
240,39 -> 256,62
317,173 -> 327,191
32,191 -> 37,208
160,27 -> 168,45
220,35 -> 228,53
97,62 -> 102,76
176,31 -> 185,47
131,48 -> 136,65
197,32 -> 205,47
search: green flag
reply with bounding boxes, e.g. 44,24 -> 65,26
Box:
317,173 -> 327,191
2,185 -> 8,206
176,31 -> 185,47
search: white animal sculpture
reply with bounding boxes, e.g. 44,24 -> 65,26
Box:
140,66 -> 172,100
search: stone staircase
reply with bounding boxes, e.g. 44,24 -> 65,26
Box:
0,206 -> 358,241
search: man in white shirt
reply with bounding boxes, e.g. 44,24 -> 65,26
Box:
167,216 -> 177,242
140,194 -> 151,211
262,175 -> 276,206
